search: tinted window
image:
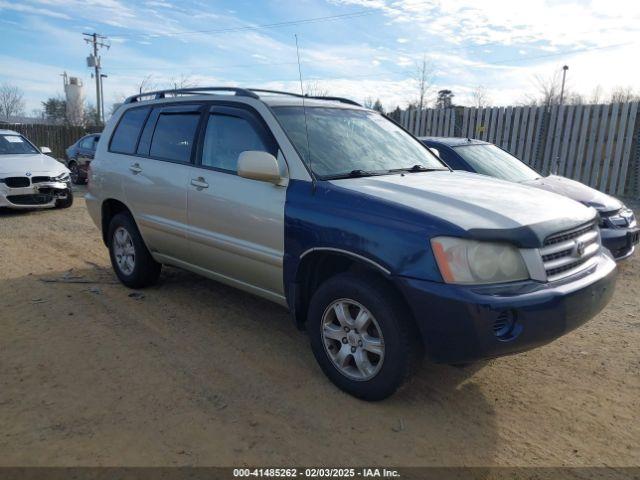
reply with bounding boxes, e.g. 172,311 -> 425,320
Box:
201,114 -> 270,172
110,107 -> 150,154
453,144 -> 540,182
149,113 -> 200,162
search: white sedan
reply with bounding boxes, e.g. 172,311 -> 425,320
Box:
0,129 -> 73,210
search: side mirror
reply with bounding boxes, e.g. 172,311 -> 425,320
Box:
237,151 -> 283,185
41,147 -> 52,154
430,147 -> 440,159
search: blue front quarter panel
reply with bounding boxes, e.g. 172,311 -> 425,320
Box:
283,179 -> 466,291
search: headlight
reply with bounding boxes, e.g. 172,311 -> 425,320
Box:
54,172 -> 70,182
431,237 -> 529,285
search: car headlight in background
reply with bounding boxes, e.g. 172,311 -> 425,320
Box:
431,237 -> 529,285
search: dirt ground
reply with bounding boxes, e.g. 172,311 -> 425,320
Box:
0,189 -> 639,468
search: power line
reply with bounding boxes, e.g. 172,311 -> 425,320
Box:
105,10 -> 376,39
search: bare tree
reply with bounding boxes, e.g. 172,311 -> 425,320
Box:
589,85 -> 604,104
610,86 -> 638,103
470,85 -> 491,108
0,83 -> 26,121
526,70 -> 569,107
413,55 -> 434,110
168,74 -> 195,90
304,80 -> 329,97
363,97 -> 384,112
137,74 -> 158,94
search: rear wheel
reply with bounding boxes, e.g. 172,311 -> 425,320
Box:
107,212 -> 161,288
308,273 -> 421,400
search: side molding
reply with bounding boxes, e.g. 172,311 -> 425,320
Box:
299,247 -> 392,275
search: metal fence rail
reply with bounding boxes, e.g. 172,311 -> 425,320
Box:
397,102 -> 640,197
1,123 -> 102,160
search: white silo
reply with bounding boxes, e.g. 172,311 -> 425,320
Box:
63,72 -> 85,125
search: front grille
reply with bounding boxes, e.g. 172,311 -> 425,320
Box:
32,176 -> 52,183
540,222 -> 600,282
4,177 -> 30,188
7,194 -> 54,206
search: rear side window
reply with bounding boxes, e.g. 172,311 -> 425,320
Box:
109,107 -> 150,154
201,114 -> 270,172
149,113 -> 200,162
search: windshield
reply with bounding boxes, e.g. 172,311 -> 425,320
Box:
0,134 -> 39,155
453,144 -> 540,182
272,106 -> 446,178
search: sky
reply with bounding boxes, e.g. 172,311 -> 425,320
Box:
1,0 -> 639,115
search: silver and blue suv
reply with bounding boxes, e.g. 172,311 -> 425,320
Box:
86,87 -> 616,400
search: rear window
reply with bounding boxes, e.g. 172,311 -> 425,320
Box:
149,113 -> 200,162
109,107 -> 150,154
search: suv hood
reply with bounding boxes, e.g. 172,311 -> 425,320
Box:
521,175 -> 622,213
0,153 -> 68,177
332,171 -> 596,247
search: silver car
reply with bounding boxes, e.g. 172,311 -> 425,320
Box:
85,87 -> 615,400
0,129 -> 73,210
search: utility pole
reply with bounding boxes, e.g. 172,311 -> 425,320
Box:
83,32 -> 109,124
559,65 -> 569,105
100,74 -> 108,122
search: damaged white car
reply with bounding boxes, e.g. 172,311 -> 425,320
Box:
0,129 -> 73,210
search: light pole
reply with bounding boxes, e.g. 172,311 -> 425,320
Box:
559,65 -> 569,105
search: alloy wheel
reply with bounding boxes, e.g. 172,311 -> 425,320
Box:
321,298 -> 385,381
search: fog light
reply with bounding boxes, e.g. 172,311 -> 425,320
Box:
493,310 -> 517,339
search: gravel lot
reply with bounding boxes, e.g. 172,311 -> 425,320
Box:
1,189 -> 639,468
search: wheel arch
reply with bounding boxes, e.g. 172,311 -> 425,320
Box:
290,248 -> 414,332
101,198 -> 132,245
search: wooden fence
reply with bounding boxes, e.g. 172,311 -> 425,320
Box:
397,102 -> 640,197
1,123 -> 102,160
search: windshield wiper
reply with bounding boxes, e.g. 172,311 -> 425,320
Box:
387,164 -> 447,173
323,169 -> 382,180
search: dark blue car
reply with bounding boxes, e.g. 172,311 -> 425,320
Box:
421,137 -> 639,260
65,133 -> 100,184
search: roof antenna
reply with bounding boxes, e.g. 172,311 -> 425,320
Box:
294,33 -> 316,190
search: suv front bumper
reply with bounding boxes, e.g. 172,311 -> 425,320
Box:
397,252 -> 617,364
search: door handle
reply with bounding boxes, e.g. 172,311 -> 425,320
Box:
190,177 -> 209,189
129,163 -> 142,174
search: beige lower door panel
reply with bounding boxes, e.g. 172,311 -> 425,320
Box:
185,168 -> 286,299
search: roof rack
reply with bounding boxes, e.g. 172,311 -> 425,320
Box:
122,86 -> 362,107
247,89 -> 362,107
123,87 -> 260,104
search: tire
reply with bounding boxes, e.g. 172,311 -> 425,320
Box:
69,161 -> 84,185
107,212 -> 161,288
307,273 -> 421,400
55,191 -> 73,209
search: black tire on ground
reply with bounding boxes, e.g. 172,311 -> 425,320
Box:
55,191 -> 74,209
107,212 -> 161,288
307,272 -> 422,401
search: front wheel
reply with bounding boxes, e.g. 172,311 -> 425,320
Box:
307,273 -> 421,400
55,191 -> 73,209
107,212 -> 161,288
